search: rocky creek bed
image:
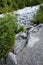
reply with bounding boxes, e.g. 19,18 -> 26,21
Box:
0,5 -> 43,65
3,24 -> 43,65
2,24 -> 42,65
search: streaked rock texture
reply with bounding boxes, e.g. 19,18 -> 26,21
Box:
17,25 -> 43,65
6,52 -> 17,65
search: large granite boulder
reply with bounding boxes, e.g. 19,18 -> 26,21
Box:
16,25 -> 43,65
6,52 -> 17,65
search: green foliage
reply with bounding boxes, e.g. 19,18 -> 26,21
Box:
0,13 -> 18,59
19,26 -> 24,32
16,0 -> 26,9
32,5 -> 43,24
0,0 -> 43,14
30,0 -> 40,6
0,0 -> 18,14
39,0 -> 43,3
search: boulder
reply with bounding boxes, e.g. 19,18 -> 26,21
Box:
7,52 -> 17,65
20,32 -> 27,39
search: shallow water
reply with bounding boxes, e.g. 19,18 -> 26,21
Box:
17,5 -> 39,26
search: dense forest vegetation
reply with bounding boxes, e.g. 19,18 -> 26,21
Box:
0,0 -> 43,14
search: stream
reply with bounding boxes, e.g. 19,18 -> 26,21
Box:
13,5 -> 40,54
0,5 -> 41,65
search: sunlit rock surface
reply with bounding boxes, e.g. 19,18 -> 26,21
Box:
17,25 -> 43,65
14,32 -> 27,54
6,52 -> 17,65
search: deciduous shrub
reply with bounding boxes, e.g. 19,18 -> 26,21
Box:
32,5 -> 43,24
0,13 -> 18,59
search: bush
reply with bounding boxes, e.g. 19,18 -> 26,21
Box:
0,13 -> 18,59
19,26 -> 24,32
32,5 -> 43,24
0,0 -> 43,14
30,0 -> 40,6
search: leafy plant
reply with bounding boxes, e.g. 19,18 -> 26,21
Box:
19,26 -> 24,32
32,5 -> 43,24
0,13 -> 18,59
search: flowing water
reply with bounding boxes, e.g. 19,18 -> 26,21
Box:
0,5 -> 41,65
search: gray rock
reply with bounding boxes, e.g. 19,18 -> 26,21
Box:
13,32 -> 27,54
17,26 -> 43,65
20,32 -> 27,39
7,52 -> 17,65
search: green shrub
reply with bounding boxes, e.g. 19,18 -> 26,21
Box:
32,5 -> 43,24
0,0 -> 43,14
0,13 -> 18,59
30,0 -> 40,6
19,26 -> 24,32
17,0 -> 26,9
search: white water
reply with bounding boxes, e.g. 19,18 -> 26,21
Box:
0,5 -> 40,28
0,5 -> 39,18
17,5 -> 39,27
17,5 -> 39,14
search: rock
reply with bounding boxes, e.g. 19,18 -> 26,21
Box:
27,32 -> 39,47
13,32 -> 27,54
14,38 -> 27,54
7,52 -> 17,65
17,25 -> 43,65
20,32 -> 27,39
33,24 -> 37,27
26,27 -> 32,31
29,27 -> 38,32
